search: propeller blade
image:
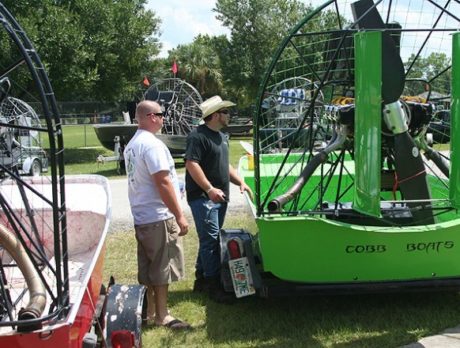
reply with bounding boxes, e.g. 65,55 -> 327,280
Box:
351,0 -> 405,103
393,132 -> 434,223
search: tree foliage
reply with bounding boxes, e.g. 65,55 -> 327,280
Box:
214,0 -> 312,108
1,0 -> 161,102
169,35 -> 225,99
405,52 -> 451,96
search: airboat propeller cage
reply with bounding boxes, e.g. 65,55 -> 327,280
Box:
229,0 -> 460,296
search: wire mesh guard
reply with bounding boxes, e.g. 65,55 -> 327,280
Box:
254,0 -> 457,225
144,78 -> 203,135
0,4 -> 69,333
0,97 -> 47,176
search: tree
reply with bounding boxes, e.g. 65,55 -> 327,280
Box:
405,52 -> 451,96
214,0 -> 312,108
0,0 -> 161,102
169,35 -> 224,99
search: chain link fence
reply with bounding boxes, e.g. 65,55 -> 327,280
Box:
28,101 -> 131,148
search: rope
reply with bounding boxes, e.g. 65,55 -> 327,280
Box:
392,169 -> 426,200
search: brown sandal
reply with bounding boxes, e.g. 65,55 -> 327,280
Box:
156,318 -> 191,330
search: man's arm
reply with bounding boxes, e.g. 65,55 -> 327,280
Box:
185,160 -> 226,202
229,164 -> 253,200
153,170 -> 188,236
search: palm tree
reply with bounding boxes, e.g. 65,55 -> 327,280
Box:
170,35 -> 223,98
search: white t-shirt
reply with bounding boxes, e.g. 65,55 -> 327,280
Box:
124,129 -> 180,225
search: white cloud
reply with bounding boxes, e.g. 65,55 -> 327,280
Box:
146,0 -> 229,58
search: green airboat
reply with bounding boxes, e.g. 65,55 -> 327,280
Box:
220,0 -> 460,298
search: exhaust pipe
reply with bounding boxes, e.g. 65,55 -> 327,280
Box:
0,223 -> 46,328
268,126 -> 349,212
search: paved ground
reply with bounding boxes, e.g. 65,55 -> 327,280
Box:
108,175 -> 456,348
401,326 -> 460,348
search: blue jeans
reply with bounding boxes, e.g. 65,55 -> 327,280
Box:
188,197 -> 228,278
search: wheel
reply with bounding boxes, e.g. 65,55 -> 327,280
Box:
29,159 -> 41,176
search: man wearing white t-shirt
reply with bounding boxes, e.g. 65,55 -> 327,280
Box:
124,100 -> 190,330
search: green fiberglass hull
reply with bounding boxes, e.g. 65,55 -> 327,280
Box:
239,154 -> 460,285
256,215 -> 460,283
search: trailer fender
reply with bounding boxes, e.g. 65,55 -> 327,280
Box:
104,284 -> 146,348
219,229 -> 262,293
21,157 -> 34,173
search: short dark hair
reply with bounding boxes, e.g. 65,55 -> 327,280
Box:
203,112 -> 218,123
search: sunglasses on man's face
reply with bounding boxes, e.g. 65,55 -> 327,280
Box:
146,112 -> 164,118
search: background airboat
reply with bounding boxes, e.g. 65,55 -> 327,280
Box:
93,77 -> 203,160
0,4 -> 145,347
221,0 -> 460,298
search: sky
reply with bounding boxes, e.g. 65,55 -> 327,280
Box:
146,0 -> 230,58
146,0 -> 323,58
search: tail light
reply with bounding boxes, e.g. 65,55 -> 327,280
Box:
227,238 -> 243,260
111,329 -> 135,348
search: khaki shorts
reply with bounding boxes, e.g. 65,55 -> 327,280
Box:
134,217 -> 184,286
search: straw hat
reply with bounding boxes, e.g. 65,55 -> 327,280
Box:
200,95 -> 236,119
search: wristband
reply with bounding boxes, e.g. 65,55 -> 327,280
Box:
206,187 -> 214,194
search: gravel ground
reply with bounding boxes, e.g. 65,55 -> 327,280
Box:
108,174 -> 253,232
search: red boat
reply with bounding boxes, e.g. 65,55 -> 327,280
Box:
0,4 -> 145,347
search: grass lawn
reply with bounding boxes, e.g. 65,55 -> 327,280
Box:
50,124 -> 248,176
57,125 -> 460,347
105,217 -> 460,348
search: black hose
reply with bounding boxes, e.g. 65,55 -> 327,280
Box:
424,148 -> 449,178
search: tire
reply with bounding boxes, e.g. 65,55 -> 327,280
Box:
29,159 -> 41,177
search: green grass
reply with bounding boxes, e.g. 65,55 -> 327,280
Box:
41,124 -> 102,149
40,124 -> 126,176
104,215 -> 460,348
52,124 -> 249,177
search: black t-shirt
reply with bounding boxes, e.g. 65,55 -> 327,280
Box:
185,124 -> 229,202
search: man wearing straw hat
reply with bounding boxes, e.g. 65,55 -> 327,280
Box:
185,96 -> 253,303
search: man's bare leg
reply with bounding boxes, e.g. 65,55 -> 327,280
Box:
146,286 -> 155,320
153,284 -> 174,325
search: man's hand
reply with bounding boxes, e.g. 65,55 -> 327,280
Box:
240,182 -> 254,201
176,214 -> 189,236
208,187 -> 227,203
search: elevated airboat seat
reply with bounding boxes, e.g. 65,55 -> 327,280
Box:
144,89 -> 175,105
274,88 -> 307,131
277,88 -> 305,106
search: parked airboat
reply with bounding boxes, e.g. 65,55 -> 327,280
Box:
221,0 -> 460,298
94,77 -> 203,161
0,4 -> 145,347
